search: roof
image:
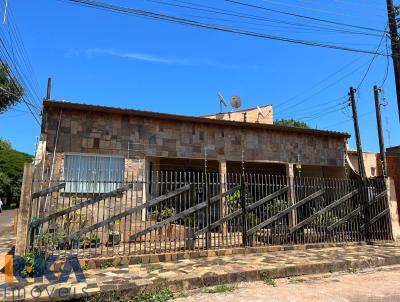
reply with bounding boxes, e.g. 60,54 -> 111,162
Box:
347,150 -> 378,155
43,100 -> 350,139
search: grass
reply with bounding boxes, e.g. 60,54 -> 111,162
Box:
86,289 -> 173,302
347,268 -> 358,274
132,289 -> 172,302
142,263 -> 162,272
99,261 -> 114,269
178,292 -> 189,298
261,272 -> 276,287
203,284 -> 238,294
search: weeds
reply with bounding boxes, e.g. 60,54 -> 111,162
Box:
86,289 -> 172,302
261,272 -> 276,287
99,261 -> 114,269
203,284 -> 237,294
347,268 -> 358,274
132,289 -> 172,302
142,263 -> 162,272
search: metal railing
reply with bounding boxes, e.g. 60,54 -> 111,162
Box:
27,172 -> 392,259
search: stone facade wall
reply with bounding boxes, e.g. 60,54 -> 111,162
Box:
43,107 -> 347,171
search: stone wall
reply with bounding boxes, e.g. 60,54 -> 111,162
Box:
43,107 -> 347,171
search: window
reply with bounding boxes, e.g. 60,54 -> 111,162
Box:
64,154 -> 124,193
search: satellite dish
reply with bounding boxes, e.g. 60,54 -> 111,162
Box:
230,96 -> 242,109
257,106 -> 266,117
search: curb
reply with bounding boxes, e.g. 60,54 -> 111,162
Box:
52,253 -> 400,301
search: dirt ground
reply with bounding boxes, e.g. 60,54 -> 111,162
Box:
174,265 -> 400,302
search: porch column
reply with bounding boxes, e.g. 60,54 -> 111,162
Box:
219,160 -> 228,236
286,163 -> 297,228
387,177 -> 400,241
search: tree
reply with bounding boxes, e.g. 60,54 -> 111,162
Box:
0,63 -> 24,113
274,118 -> 310,129
0,138 -> 32,206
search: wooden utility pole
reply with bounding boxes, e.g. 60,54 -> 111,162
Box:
374,85 -> 388,177
349,87 -> 367,180
386,0 -> 400,122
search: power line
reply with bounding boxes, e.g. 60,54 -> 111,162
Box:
222,0 -> 385,34
356,28 -> 387,90
142,0 -> 384,37
60,0 -> 390,57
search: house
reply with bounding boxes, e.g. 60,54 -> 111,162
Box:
21,99 -> 397,258
34,100 -> 350,189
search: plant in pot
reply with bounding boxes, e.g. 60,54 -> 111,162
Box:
108,220 -> 121,246
61,212 -> 88,249
84,233 -> 101,248
159,207 -> 176,238
19,250 -> 46,279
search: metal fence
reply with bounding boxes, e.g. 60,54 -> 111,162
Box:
27,171 -> 392,259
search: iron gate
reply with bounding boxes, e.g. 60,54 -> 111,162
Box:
27,172 -> 392,258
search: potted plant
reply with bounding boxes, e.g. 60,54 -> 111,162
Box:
159,207 -> 176,238
84,233 -> 101,248
108,221 -> 121,245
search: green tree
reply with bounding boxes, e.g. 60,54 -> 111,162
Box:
0,63 -> 24,113
274,118 -> 310,128
0,138 -> 32,206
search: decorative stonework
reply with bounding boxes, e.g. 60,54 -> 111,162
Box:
44,107 -> 347,168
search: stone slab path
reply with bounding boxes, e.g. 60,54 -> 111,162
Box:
2,244 -> 400,301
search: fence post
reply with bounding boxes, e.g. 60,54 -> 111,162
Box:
15,163 -> 33,256
241,178 -> 247,247
358,179 -> 371,243
286,164 -> 297,228
205,172 -> 211,249
386,177 -> 400,241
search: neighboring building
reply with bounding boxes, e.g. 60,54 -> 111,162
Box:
386,146 -> 400,215
346,150 -> 380,178
203,105 -> 273,125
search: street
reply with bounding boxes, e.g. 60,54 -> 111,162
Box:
175,265 -> 400,302
0,209 -> 15,237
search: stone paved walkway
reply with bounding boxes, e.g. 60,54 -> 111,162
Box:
2,244 -> 400,301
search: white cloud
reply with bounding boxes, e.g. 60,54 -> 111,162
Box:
66,48 -> 241,69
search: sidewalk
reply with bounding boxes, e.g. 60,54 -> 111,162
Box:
0,209 -> 16,279
1,243 -> 400,301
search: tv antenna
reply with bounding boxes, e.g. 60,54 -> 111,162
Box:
257,106 -> 266,118
217,91 -> 227,113
230,95 -> 242,109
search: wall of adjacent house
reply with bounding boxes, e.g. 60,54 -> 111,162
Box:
203,105 -> 273,124
43,107 -> 347,178
347,151 -> 379,178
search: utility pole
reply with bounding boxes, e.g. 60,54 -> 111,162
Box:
386,0 -> 400,122
374,85 -> 388,177
349,86 -> 370,243
349,87 -> 367,180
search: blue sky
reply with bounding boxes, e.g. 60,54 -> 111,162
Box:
0,0 -> 399,154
